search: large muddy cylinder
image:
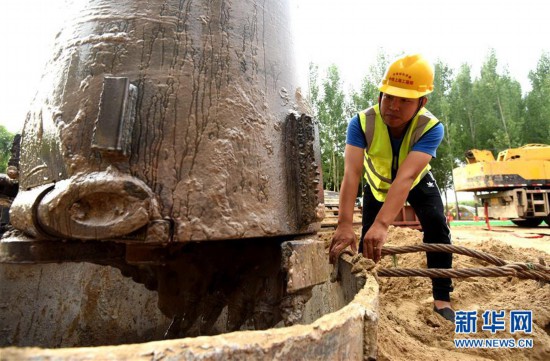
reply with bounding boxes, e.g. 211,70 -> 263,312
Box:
14,0 -> 321,242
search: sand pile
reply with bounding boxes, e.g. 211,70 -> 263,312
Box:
323,226 -> 550,360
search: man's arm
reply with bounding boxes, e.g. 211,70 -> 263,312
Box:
363,151 -> 432,262
328,144 -> 364,263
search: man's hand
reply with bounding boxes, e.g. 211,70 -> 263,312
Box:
362,221 -> 388,263
329,225 -> 357,264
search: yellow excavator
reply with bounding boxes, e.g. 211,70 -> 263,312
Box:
453,144 -> 550,227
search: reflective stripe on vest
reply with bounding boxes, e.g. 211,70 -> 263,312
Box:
359,104 -> 440,202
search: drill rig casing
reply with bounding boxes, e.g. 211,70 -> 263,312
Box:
453,144 -> 550,226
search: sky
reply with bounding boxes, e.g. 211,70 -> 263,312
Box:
1,0 -> 549,134
292,0 -> 549,93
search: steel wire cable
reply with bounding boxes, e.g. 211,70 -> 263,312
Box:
372,244 -> 550,281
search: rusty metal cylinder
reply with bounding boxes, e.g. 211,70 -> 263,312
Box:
12,0 -> 322,242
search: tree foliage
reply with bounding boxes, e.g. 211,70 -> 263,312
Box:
308,64 -> 349,191
0,125 -> 15,173
448,64 -> 476,154
523,52 -> 550,144
469,50 -> 524,151
427,61 -> 455,197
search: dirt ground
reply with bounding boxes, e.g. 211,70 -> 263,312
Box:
321,224 -> 550,361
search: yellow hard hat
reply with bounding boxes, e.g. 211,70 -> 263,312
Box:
378,54 -> 434,98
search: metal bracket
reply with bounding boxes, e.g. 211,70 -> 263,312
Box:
92,77 -> 137,160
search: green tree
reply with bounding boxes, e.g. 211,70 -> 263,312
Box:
308,64 -> 349,191
448,63 -> 476,154
491,69 -> 523,148
471,50 -> 523,152
0,125 -> 14,173
428,61 -> 455,196
307,62 -> 320,110
523,52 -> 550,144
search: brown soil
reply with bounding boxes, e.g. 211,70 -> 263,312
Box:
321,225 -> 550,361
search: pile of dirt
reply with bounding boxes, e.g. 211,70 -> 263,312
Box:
323,226 -> 550,360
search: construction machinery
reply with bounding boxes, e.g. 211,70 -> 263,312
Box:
453,144 -> 550,227
0,0 -> 378,358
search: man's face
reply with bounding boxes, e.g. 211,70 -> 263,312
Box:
379,93 -> 422,130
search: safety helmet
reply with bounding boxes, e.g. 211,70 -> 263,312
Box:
378,54 -> 434,98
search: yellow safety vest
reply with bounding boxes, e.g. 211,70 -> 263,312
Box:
359,104 -> 440,202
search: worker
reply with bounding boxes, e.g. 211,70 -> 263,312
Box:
328,54 -> 455,322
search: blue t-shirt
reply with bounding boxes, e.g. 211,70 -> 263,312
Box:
345,113 -> 444,157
